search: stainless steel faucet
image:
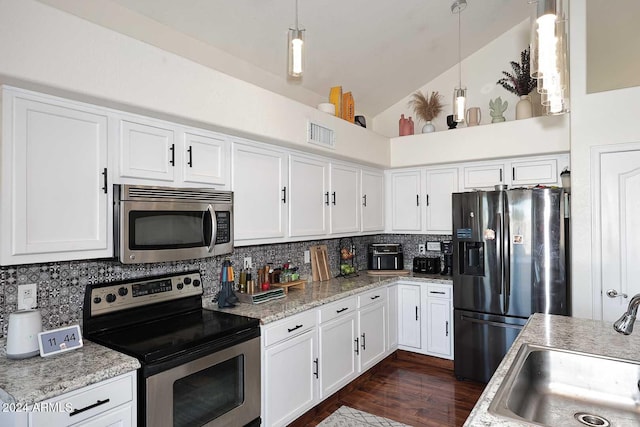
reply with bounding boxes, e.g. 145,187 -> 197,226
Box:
613,293 -> 640,335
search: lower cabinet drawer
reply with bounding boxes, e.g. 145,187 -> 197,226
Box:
358,288 -> 386,309
318,297 -> 357,324
29,373 -> 134,427
263,310 -> 316,347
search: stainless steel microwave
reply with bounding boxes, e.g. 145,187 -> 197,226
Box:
114,185 -> 233,264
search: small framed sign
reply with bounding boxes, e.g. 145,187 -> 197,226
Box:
38,324 -> 83,357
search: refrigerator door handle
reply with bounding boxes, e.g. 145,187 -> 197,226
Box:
460,315 -> 524,330
503,195 -> 511,313
496,212 -> 504,298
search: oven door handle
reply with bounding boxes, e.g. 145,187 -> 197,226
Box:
206,204 -> 216,253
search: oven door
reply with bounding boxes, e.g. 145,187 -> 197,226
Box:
146,336 -> 260,427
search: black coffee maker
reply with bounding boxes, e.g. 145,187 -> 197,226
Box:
441,241 -> 453,276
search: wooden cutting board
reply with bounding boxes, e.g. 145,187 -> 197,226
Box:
310,245 -> 331,281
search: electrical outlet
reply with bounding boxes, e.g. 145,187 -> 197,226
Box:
18,283 -> 37,310
243,257 -> 252,269
418,244 -> 426,254
304,250 -> 311,264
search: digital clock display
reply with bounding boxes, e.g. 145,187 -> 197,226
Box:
38,324 -> 83,357
132,279 -> 173,297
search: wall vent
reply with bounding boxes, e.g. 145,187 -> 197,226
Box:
307,121 -> 335,149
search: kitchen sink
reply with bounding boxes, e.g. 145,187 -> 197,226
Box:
488,344 -> 640,427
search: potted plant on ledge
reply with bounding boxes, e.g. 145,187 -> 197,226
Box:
408,91 -> 443,133
497,47 -> 537,120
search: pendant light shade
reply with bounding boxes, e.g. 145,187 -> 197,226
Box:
451,0 -> 467,123
287,0 -> 305,78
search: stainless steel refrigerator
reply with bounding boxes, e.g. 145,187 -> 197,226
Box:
452,188 -> 569,383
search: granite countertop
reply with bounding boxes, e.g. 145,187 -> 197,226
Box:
0,338 -> 140,406
205,271 -> 452,324
464,313 -> 640,426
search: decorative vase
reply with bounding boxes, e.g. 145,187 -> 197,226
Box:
399,114 -> 410,136
515,95 -> 533,120
422,121 -> 435,133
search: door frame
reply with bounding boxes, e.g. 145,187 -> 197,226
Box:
591,141 -> 640,320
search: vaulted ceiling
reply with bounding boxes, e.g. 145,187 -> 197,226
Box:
39,0 -> 531,117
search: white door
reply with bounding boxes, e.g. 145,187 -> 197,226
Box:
361,169 -> 385,232
289,155 -> 329,237
1,91 -> 111,265
330,163 -> 360,234
120,118 -> 176,182
510,158 -> 558,186
318,313 -> 357,398
425,167 -> 458,233
232,143 -> 287,241
598,148 -> 640,321
462,162 -> 505,189
358,302 -> 386,372
263,330 -> 317,427
389,169 -> 423,231
426,298 -> 452,358
182,130 -> 229,186
397,284 -> 421,349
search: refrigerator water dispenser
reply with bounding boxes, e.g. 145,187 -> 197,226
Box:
460,241 -> 484,276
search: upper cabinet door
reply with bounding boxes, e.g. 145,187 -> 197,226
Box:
120,118 -> 176,182
232,142 -> 288,242
330,163 -> 360,234
182,130 -> 229,186
462,162 -> 505,190
361,169 -> 384,232
510,158 -> 558,186
389,169 -> 423,231
1,89 -> 111,265
425,167 -> 458,234
289,154 -> 329,238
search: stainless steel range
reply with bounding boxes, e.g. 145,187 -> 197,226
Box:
83,271 -> 261,427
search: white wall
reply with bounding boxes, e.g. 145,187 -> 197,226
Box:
570,0 -> 640,319
373,19 -> 534,138
0,0 -> 390,167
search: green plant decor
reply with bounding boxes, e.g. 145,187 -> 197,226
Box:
489,97 -> 508,123
497,47 -> 537,97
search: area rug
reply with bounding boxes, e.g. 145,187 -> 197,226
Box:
317,406 -> 411,427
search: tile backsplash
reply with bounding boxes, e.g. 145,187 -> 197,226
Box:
0,233 -> 449,336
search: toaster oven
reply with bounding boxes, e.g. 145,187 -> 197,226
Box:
367,244 -> 404,270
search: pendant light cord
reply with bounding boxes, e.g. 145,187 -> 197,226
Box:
295,0 -> 299,30
457,6 -> 461,88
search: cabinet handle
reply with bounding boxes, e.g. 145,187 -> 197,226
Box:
69,399 -> 110,417
187,145 -> 193,167
332,191 -> 336,205
370,295 -> 380,300
430,291 -> 446,295
415,306 -> 419,321
361,333 -> 366,350
336,307 -> 348,313
313,358 -> 319,379
287,324 -> 303,333
169,144 -> 175,166
512,167 -> 515,181
354,337 -> 360,355
426,194 -> 429,206
281,187 -> 287,203
101,168 -> 108,194
363,194 -> 367,207
416,194 -> 419,206
499,168 -> 503,182
446,321 -> 449,337
325,192 -> 330,206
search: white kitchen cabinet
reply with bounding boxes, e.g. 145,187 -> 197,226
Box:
387,169 -> 423,231
29,371 -> 136,427
386,285 -> 399,351
317,297 -> 358,399
397,283 -> 421,350
118,114 -> 229,188
425,167 -> 458,234
461,161 -> 506,190
330,162 -> 360,234
424,283 -> 453,360
262,311 -> 318,427
357,289 -> 387,372
510,157 -> 559,186
232,141 -> 288,242
0,87 -> 112,265
361,169 -> 385,232
289,154 -> 329,238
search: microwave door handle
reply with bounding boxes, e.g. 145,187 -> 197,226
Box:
206,204 -> 216,253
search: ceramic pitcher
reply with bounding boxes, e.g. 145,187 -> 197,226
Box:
465,107 -> 481,126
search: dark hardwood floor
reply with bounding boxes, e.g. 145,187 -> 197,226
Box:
289,351 -> 486,427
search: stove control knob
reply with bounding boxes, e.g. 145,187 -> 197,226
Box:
177,282 -> 184,290
118,287 -> 128,296
106,293 -> 117,303
93,297 -> 102,304
193,279 -> 201,287
184,277 -> 192,285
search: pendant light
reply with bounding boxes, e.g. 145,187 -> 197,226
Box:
287,0 -> 305,78
451,0 -> 467,123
